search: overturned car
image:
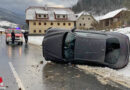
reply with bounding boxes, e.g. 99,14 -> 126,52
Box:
42,28 -> 130,69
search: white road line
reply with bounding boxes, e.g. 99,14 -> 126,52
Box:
8,62 -> 25,90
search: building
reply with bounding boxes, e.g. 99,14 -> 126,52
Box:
26,6 -> 76,35
99,8 -> 130,30
75,11 -> 97,30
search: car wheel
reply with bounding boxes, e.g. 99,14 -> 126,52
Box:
6,41 -> 9,45
20,42 -> 23,45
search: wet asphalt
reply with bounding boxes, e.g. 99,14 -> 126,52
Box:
0,35 -> 130,90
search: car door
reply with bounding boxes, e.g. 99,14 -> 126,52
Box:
74,32 -> 106,63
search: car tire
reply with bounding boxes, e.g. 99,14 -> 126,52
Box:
20,42 -> 23,45
18,42 -> 23,45
6,41 -> 9,45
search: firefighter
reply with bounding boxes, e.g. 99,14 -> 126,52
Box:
23,31 -> 28,44
11,30 -> 15,44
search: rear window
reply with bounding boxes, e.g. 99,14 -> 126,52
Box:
105,38 -> 120,64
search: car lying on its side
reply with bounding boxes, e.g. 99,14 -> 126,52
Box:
42,28 -> 130,69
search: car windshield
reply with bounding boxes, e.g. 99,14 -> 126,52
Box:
7,30 -> 21,34
63,32 -> 76,59
105,38 -> 120,64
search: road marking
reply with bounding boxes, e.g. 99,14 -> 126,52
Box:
9,62 -> 25,90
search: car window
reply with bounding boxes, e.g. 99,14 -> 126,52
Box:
105,38 -> 120,64
63,32 -> 75,59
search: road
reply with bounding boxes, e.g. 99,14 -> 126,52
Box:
0,35 -> 129,90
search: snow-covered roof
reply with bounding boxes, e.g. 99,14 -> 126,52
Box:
75,11 -> 90,19
0,21 -> 18,27
35,9 -> 48,14
26,6 -> 76,21
0,28 -> 5,32
100,8 -> 127,20
54,10 -> 68,15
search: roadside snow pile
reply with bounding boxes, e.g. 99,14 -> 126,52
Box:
78,27 -> 130,88
114,27 -> 130,38
28,36 -> 44,46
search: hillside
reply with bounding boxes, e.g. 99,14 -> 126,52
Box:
0,8 -> 25,25
72,0 -> 125,15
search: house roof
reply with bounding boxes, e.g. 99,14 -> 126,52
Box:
75,11 -> 90,19
100,8 -> 127,20
26,6 -> 76,21
0,28 -> 5,32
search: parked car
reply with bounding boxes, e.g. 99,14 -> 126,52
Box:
42,28 -> 130,69
5,28 -> 23,45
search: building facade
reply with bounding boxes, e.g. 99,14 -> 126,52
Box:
99,8 -> 130,30
76,12 -> 97,30
26,6 -> 76,35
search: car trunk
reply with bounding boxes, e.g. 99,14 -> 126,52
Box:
43,32 -> 66,60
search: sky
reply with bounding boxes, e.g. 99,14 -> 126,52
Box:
0,0 -> 78,15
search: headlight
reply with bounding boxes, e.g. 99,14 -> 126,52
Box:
7,37 -> 11,40
20,37 -> 23,40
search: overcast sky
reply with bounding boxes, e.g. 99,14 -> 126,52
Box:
0,0 -> 78,15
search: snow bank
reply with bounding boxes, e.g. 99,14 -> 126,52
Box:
28,36 -> 44,46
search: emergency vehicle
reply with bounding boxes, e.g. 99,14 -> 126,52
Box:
5,28 -> 23,45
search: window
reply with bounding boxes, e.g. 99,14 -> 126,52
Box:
63,32 -> 76,59
38,15 -> 41,17
105,38 -> 120,64
39,30 -> 41,33
34,30 -> 36,33
33,22 -> 36,25
68,23 -> 71,26
63,15 -> 65,18
39,22 -> 41,25
57,23 -> 60,26
44,15 -> 46,18
79,23 -> 82,26
105,20 -> 109,26
82,18 -> 84,20
84,24 -> 86,26
88,18 -> 90,20
63,23 -> 66,26
51,22 -> 53,25
44,22 -> 47,25
57,15 -> 60,18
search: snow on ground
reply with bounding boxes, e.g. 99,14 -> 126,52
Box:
0,21 -> 18,27
28,36 -> 44,46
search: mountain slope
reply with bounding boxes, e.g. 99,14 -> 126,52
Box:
0,8 -> 25,25
72,0 -> 124,15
